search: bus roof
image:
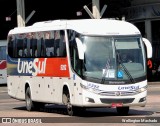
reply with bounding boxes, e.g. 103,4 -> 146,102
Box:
8,19 -> 141,36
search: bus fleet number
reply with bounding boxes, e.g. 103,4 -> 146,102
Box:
60,65 -> 67,71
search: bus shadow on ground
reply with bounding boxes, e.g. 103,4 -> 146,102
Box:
14,104 -> 154,117
0,84 -> 7,87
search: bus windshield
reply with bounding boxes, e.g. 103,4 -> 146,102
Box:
81,36 -> 146,84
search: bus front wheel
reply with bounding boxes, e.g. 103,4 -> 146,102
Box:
116,106 -> 129,116
66,94 -> 74,116
63,90 -> 74,116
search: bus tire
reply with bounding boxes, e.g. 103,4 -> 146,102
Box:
63,90 -> 74,116
116,106 -> 129,116
66,93 -> 74,116
25,87 -> 34,111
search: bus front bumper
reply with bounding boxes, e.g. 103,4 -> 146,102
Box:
81,89 -> 147,108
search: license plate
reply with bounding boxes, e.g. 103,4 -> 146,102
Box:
111,103 -> 123,107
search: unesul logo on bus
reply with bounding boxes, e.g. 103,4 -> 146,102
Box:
17,58 -> 47,76
118,85 -> 139,90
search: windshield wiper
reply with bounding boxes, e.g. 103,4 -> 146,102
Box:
116,50 -> 135,83
101,58 -> 111,84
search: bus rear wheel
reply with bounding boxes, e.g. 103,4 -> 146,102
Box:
25,87 -> 44,111
116,106 -> 129,116
25,87 -> 34,111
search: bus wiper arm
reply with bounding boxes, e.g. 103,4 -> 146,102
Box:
101,58 -> 110,84
116,51 -> 135,83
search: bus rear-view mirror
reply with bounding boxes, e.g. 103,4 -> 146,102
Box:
142,38 -> 152,59
75,38 -> 84,60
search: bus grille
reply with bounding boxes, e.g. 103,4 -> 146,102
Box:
98,91 -> 139,96
100,98 -> 135,104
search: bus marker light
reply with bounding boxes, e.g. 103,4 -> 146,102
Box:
85,97 -> 95,103
85,97 -> 89,102
73,74 -> 75,80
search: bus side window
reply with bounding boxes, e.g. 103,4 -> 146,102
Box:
18,49 -> 22,57
53,31 -> 60,57
0,46 -> 6,60
59,30 -> 66,57
37,38 -> 42,57
30,38 -> 38,58
8,41 -> 13,57
16,39 -> 23,57
23,38 -> 27,57
40,38 -> 46,57
8,36 -> 14,58
68,30 -> 82,76
46,39 -> 54,57
68,30 -> 75,67
54,39 -> 60,56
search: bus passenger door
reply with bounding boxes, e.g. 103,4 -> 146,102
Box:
70,45 -> 83,106
72,74 -> 83,106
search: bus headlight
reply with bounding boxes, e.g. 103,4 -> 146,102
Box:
138,87 -> 146,93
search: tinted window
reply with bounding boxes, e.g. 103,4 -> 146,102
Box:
0,46 -> 6,60
8,30 -> 67,58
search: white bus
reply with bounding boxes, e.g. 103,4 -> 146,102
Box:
0,40 -> 7,84
7,19 -> 152,116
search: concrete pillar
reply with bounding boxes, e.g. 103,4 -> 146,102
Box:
92,0 -> 100,19
16,0 -> 25,27
145,20 -> 152,43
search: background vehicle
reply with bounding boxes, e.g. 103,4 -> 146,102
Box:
0,40 -> 7,84
7,19 -> 152,116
